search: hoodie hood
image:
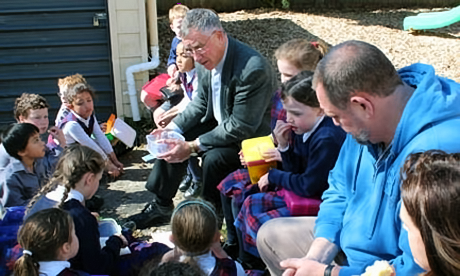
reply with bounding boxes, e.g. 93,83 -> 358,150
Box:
393,63 -> 460,154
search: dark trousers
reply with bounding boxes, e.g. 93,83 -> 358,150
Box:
145,122 -> 240,208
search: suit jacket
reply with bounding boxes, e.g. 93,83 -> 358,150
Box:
173,36 -> 276,148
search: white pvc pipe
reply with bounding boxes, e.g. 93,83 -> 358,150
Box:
126,0 -> 160,121
125,46 -> 160,121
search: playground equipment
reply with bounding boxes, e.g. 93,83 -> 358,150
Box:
403,6 -> 460,31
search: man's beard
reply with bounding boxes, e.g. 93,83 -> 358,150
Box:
353,128 -> 371,145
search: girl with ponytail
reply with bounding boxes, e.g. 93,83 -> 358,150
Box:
14,208 -> 86,276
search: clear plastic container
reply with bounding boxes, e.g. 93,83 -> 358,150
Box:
146,130 -> 185,157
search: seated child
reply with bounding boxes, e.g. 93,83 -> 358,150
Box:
2,123 -> 60,207
167,4 -> 189,77
161,199 -> 245,276
218,38 -> 329,260
154,41 -> 198,129
28,144 -> 169,275
14,208 -> 89,276
154,41 -> 202,197
55,74 -> 107,132
57,83 -> 123,177
234,71 -> 346,264
398,150 -> 460,276
0,93 -> 65,170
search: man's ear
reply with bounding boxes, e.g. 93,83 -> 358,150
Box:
350,95 -> 374,119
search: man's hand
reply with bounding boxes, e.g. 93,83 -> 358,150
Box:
157,139 -> 191,163
48,126 -> 66,147
258,173 -> 270,192
280,257 -> 328,276
273,120 -> 292,149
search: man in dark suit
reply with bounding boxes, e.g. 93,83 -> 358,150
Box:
130,9 -> 276,229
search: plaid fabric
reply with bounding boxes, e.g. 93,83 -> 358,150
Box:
217,88 -> 287,205
217,169 -> 253,206
234,191 -> 290,258
270,88 -> 286,130
0,206 -> 26,274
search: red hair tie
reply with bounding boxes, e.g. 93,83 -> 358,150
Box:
311,42 -> 319,48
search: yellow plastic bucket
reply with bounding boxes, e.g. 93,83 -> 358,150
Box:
241,136 -> 277,184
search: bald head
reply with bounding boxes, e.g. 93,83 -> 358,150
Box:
313,40 -> 402,110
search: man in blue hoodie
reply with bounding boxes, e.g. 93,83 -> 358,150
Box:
256,40 -> 460,276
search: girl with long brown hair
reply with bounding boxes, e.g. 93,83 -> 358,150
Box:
400,150 -> 460,276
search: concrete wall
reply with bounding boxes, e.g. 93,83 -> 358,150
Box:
108,0 -> 150,118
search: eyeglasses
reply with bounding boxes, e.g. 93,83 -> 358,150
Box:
185,31 -> 216,56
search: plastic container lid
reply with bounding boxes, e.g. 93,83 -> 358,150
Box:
146,130 -> 185,157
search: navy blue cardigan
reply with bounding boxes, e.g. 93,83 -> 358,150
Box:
64,199 -> 123,275
268,117 -> 346,198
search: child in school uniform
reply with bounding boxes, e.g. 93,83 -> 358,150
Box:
2,123 -> 61,207
217,39 -> 329,263
27,144 -> 170,275
55,74 -> 107,132
234,71 -> 346,263
153,41 -> 202,198
56,83 -> 123,177
161,199 -> 245,276
14,208 -> 89,276
167,4 -> 189,78
0,93 -> 65,171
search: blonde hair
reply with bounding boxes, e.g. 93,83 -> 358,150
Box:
275,39 -> 329,71
58,74 -> 87,97
169,4 -> 189,24
14,93 -> 49,121
27,144 -> 105,211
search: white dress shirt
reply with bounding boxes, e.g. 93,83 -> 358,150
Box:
62,111 -> 113,160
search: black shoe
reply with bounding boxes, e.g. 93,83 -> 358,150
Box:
179,173 -> 193,192
86,195 -> 104,212
127,198 -> 174,229
184,181 -> 202,199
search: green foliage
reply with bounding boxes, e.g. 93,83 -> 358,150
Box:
281,0 -> 290,9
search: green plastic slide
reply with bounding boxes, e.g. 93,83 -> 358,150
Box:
403,6 -> 460,31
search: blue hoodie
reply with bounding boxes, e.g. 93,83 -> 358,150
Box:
315,63 -> 460,276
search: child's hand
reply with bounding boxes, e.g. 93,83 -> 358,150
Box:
167,64 -> 177,77
100,122 -> 107,133
48,126 -> 66,147
273,120 -> 291,149
114,233 -> 128,248
109,153 -> 124,173
261,148 -> 282,163
106,160 -> 121,178
257,173 -> 270,192
239,150 -> 246,166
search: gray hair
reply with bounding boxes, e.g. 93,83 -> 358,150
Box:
180,9 -> 223,38
313,40 -> 403,110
